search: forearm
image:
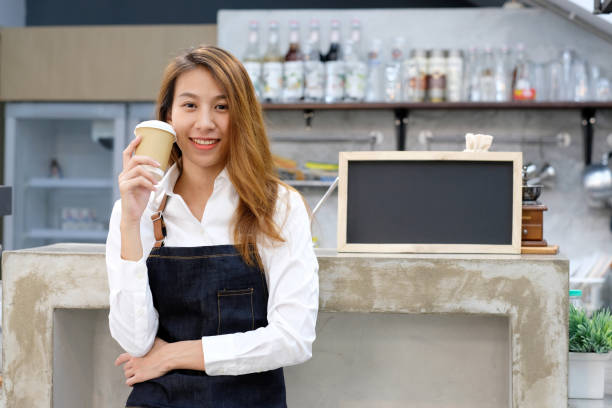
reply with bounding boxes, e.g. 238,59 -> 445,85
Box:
120,220 -> 143,261
164,340 -> 205,372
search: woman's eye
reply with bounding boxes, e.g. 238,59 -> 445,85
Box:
183,103 -> 196,109
216,104 -> 228,111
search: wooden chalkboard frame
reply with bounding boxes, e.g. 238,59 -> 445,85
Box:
337,151 -> 523,254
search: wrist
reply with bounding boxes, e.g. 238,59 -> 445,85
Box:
120,218 -> 140,231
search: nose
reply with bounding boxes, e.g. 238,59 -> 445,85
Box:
195,107 -> 216,131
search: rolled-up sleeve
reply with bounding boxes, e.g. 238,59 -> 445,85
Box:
106,199 -> 159,357
201,188 -> 319,376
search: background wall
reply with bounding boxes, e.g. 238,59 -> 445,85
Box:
219,8 -> 612,268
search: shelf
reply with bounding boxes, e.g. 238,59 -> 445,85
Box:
27,178 -> 113,189
27,228 -> 108,240
262,101 -> 612,110
263,101 -> 611,165
285,180 -> 335,188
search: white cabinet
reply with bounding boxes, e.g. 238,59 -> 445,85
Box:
3,103 -> 126,250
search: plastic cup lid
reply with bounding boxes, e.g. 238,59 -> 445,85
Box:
569,289 -> 582,297
135,120 -> 176,138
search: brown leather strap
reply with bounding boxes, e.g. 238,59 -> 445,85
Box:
151,194 -> 169,248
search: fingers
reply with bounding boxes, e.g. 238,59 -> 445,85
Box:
123,155 -> 162,174
119,176 -> 157,195
122,136 -> 142,169
119,164 -> 159,188
122,135 -> 162,171
126,374 -> 139,387
115,353 -> 131,366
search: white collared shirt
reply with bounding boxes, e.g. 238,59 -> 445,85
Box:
105,163 -> 319,376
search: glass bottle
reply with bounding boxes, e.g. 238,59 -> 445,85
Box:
428,49 -> 447,103
403,49 -> 428,102
282,20 -> 304,102
365,38 -> 383,102
465,47 -> 482,102
344,18 -> 367,102
384,37 -> 405,102
511,43 -> 535,101
479,46 -> 496,102
303,19 -> 325,102
572,57 -> 589,102
493,46 -> 509,102
324,19 -> 344,103
243,21 -> 262,99
446,49 -> 463,102
262,21 -> 283,102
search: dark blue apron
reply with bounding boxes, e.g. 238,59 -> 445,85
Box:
125,195 -> 287,408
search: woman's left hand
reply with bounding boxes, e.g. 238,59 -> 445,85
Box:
115,337 -> 171,386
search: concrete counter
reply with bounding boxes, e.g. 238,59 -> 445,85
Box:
1,244 -> 568,407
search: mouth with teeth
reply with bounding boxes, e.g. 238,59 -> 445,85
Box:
189,137 -> 221,150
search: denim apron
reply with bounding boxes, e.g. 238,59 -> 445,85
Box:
126,194 -> 287,408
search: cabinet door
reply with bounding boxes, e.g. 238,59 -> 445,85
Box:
3,102 -> 126,250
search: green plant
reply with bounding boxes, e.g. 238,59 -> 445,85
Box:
569,305 -> 612,353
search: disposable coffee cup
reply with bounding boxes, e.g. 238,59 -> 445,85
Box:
133,120 -> 176,181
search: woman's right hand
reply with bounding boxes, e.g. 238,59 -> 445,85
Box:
118,135 -> 161,225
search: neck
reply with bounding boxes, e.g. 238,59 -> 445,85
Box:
175,159 -> 225,195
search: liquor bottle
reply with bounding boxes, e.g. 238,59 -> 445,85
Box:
428,49 -> 447,103
282,20 -> 304,102
384,37 -> 404,102
511,43 -> 535,101
303,19 -> 325,101
465,46 -> 481,102
243,21 -> 262,99
262,21 -> 283,102
324,19 -> 344,103
494,46 -> 510,102
344,18 -> 367,102
365,38 -> 383,102
446,49 -> 463,102
402,49 -> 427,102
479,46 -> 496,102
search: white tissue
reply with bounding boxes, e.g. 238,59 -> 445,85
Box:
464,133 -> 493,152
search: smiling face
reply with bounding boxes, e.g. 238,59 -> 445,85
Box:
167,66 -> 231,178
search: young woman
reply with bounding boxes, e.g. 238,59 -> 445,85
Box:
105,45 -> 319,407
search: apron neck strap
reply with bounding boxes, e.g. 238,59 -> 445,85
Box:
151,194 -> 169,248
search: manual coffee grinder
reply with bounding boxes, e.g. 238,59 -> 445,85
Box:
521,165 -> 553,251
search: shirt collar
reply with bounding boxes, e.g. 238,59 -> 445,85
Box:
147,163 -> 230,212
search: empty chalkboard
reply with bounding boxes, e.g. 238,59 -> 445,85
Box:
337,151 -> 522,254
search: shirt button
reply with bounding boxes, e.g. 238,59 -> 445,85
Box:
136,308 -> 145,317
136,271 -> 145,280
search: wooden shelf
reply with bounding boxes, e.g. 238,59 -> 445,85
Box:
262,101 -> 612,110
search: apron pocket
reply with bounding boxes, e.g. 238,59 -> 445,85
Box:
217,287 -> 255,335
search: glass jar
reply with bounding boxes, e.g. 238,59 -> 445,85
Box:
570,289 -> 583,310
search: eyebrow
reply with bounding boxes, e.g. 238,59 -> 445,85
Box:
177,92 -> 227,100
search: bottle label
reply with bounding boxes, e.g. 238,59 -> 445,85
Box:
244,62 -> 262,97
345,61 -> 367,100
304,60 -> 325,100
263,62 -> 283,100
282,61 -> 304,101
325,61 -> 345,102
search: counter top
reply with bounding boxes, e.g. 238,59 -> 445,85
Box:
1,243 -> 569,408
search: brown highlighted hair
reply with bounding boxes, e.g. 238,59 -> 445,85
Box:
156,44 -> 295,268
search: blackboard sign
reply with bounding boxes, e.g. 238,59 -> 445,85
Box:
337,151 -> 522,254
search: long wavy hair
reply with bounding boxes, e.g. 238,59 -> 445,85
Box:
156,44 -> 296,269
